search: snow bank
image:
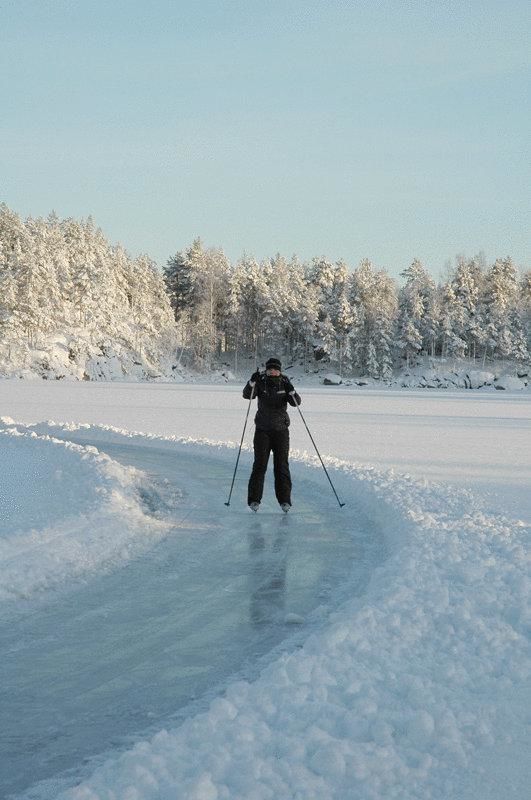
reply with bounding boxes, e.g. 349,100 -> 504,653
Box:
322,373 -> 343,385
494,376 -> 526,391
15,423 -> 527,800
396,364 -> 530,391
0,334 -> 187,383
0,420 -> 177,603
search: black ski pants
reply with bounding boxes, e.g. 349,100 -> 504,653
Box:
248,428 -> 292,506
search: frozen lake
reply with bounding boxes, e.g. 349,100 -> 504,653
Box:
0,381 -> 529,800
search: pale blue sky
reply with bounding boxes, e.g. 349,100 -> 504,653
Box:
1,0 -> 529,279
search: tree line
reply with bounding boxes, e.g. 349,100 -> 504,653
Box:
1,203 -> 529,379
164,239 -> 530,377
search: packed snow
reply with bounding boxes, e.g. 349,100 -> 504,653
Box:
0,381 -> 530,799
0,422 -> 177,604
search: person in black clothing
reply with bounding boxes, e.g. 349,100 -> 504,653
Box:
243,357 -> 301,512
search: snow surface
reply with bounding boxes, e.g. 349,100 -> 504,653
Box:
0,423 -> 176,603
0,382 -> 530,799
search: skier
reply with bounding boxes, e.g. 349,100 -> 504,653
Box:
243,357 -> 301,513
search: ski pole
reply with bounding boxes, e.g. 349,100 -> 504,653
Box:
294,402 -> 345,508
224,380 -> 256,506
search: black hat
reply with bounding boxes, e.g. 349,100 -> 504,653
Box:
265,357 -> 281,370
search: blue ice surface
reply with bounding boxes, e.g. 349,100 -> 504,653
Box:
0,439 -> 383,798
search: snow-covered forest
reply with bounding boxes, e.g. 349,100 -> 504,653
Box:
0,203 -> 529,381
0,204 -> 177,380
166,239 -> 530,378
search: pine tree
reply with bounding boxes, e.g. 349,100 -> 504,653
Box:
451,256 -> 485,361
63,218 -> 92,326
349,259 -> 398,378
260,253 -> 290,358
25,217 -> 63,335
484,257 -> 519,361
229,255 -> 269,364
521,271 -> 531,357
164,250 -> 194,321
439,282 -> 466,360
309,257 -> 338,362
396,259 -> 436,365
372,270 -> 397,380
506,307 -> 529,364
170,238 -> 231,367
0,257 -> 18,358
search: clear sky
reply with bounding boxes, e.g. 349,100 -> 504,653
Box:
1,0 -> 529,279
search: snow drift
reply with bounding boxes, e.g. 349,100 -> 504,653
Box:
0,419 -> 177,603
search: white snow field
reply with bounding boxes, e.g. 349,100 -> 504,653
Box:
0,381 -> 530,800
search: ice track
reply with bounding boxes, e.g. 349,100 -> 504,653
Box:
0,430 -> 383,798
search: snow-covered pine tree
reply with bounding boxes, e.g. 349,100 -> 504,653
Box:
396,259 -> 436,366
164,250 -> 194,321
25,216 -> 63,336
109,244 -> 137,339
129,254 -> 177,366
451,256 -> 486,362
13,220 -> 53,347
0,256 -> 18,359
83,217 -> 117,334
308,257 -> 338,363
285,256 -> 317,366
372,269 -> 398,380
521,271 -> 531,358
260,253 -> 290,358
298,266 -> 320,372
45,213 -> 73,330
228,255 -> 270,365
396,299 -> 423,369
506,307 -> 529,365
483,257 -> 519,362
349,258 -> 396,377
0,205 -> 27,357
62,218 -> 92,327
439,281 -> 466,360
329,261 -> 353,377
173,238 -> 231,367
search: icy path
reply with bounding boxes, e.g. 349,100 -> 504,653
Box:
1,438 -> 382,798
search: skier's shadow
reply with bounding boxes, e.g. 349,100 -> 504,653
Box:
248,518 -> 288,628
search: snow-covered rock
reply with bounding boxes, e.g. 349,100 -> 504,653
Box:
323,373 -> 343,385
0,334 -> 180,383
464,370 -> 495,389
211,368 -> 236,383
494,376 -> 526,391
443,370 -> 467,388
397,366 -> 501,391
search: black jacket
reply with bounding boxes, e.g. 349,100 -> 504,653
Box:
243,374 -> 302,431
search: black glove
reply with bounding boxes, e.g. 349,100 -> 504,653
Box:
250,370 -> 261,383
284,378 -> 295,393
